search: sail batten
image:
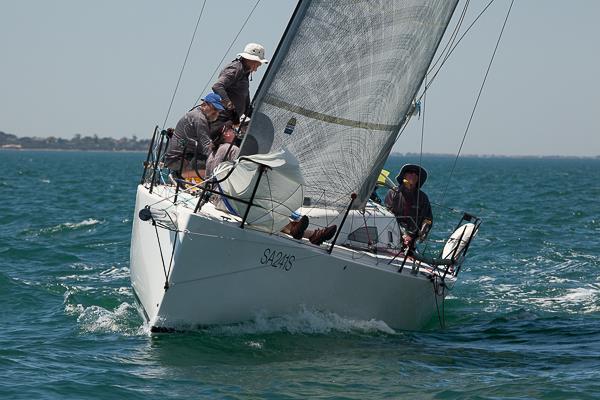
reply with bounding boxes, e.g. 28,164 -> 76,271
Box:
264,96 -> 399,131
241,0 -> 459,208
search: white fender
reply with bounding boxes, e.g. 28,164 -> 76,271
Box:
442,223 -> 477,260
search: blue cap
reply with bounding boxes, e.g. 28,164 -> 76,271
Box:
202,92 -> 225,111
289,211 -> 302,221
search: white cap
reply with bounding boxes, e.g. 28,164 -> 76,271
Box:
238,43 -> 269,64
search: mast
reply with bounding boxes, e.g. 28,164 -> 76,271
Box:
251,0 -> 309,109
239,0 -> 310,155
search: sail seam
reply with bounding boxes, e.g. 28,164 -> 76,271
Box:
263,96 -> 398,131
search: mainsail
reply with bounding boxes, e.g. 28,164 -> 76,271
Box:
240,0 -> 459,209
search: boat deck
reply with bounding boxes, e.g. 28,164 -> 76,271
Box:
147,184 -> 454,281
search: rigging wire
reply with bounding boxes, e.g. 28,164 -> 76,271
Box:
426,0 -> 470,78
433,277 -> 446,329
151,1 -> 258,179
417,0 -> 497,103
388,0 -> 509,258
418,76 -> 426,213
440,0 -> 514,206
193,0 -> 262,107
392,1 -> 484,146
161,0 -> 207,130
417,76 -> 430,254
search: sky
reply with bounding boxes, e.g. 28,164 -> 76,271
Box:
1,0 -> 598,157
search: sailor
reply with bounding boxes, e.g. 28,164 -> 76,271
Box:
163,92 -> 225,179
384,164 -> 433,251
205,121 -> 240,178
210,43 -> 268,136
281,214 -> 338,246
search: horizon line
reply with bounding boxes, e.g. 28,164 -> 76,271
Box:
1,130 -> 598,159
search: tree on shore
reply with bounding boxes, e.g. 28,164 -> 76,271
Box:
0,130 -> 151,151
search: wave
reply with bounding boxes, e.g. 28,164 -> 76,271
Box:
98,266 -> 130,280
200,307 -> 397,336
57,218 -> 101,230
35,218 -> 101,235
66,302 -> 143,335
59,265 -> 130,286
469,271 -> 600,315
65,294 -> 396,338
530,286 -> 600,313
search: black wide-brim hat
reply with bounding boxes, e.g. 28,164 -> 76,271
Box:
395,164 -> 428,188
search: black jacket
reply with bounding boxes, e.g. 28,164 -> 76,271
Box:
385,186 -> 433,236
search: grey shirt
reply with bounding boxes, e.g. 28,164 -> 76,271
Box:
211,59 -> 250,117
205,143 -> 240,177
164,107 -> 212,169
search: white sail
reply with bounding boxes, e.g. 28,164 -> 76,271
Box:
241,0 -> 459,208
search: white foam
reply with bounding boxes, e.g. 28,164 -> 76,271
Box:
71,263 -> 95,271
245,340 -> 264,349
41,218 -> 101,234
74,302 -> 140,335
99,266 -> 130,280
60,266 -> 129,284
562,287 -> 597,302
530,286 -> 600,313
86,241 -> 121,248
548,276 -> 576,284
206,307 -> 396,336
64,303 -> 85,316
64,218 -> 101,229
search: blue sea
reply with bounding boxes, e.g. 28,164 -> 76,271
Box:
1,150 -> 599,399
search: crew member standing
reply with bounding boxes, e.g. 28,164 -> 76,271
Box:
211,43 -> 268,136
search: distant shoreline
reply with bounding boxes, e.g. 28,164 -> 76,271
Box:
1,147 -> 597,160
0,130 -> 151,152
391,152 -> 600,160
0,148 -> 146,153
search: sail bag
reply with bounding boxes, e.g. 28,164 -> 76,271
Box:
213,150 -> 304,234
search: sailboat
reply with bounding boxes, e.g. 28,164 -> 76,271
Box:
130,0 -> 482,332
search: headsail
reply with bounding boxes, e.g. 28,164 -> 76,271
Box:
240,0 -> 459,209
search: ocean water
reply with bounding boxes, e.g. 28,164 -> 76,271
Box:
1,150 -> 599,399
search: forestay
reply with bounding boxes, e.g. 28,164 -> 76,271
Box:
240,0 -> 458,209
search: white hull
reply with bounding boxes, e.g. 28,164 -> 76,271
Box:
130,185 -> 451,331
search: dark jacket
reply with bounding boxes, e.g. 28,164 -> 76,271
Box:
385,186 -> 433,236
163,107 -> 212,169
212,59 -> 250,118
